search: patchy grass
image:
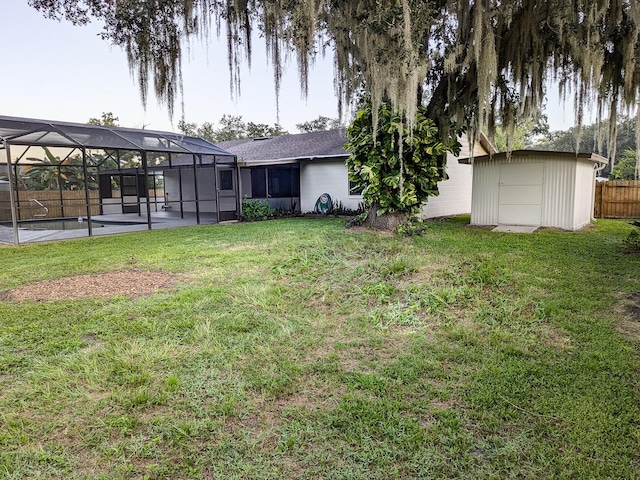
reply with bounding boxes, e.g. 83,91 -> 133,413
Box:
0,216 -> 639,479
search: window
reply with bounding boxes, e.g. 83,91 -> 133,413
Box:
251,167 -> 267,198
219,169 -> 234,190
249,165 -> 299,198
268,166 -> 299,198
122,175 -> 137,196
349,180 -> 364,196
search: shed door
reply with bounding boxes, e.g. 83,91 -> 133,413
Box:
498,162 -> 543,226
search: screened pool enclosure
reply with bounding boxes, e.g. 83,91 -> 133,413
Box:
0,116 -> 240,245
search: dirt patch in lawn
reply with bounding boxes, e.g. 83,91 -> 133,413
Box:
616,292 -> 640,343
0,270 -> 176,302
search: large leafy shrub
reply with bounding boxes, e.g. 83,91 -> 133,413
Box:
345,103 -> 460,218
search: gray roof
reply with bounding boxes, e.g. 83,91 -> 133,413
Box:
218,129 -> 348,164
461,150 -> 608,165
0,115 -> 233,157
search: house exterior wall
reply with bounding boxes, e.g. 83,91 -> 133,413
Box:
164,167 -> 219,213
299,159 -> 362,212
421,152 -> 473,219
471,154 -> 597,230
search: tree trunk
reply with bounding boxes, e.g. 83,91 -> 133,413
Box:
360,204 -> 409,231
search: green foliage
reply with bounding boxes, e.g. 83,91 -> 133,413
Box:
346,102 -> 460,216
296,115 -> 343,133
609,150 -> 639,180
534,117 -> 637,175
395,219 -> 428,237
87,112 -> 119,127
31,1 -> 640,170
492,115 -> 549,152
178,115 -> 287,143
20,147 -> 98,191
241,197 -> 274,222
624,221 -> 640,249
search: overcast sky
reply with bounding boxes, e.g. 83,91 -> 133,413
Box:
1,2 -> 578,134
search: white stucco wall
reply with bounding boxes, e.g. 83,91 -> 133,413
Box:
421,152 -> 473,219
300,152 -> 475,217
163,167 -> 219,213
299,159 -> 362,212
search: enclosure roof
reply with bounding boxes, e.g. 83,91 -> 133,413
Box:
0,115 -> 234,157
461,150 -> 609,165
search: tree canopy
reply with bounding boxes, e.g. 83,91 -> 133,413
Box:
178,115 -> 287,142
29,0 -> 640,161
533,116 -> 638,175
296,115 -> 343,133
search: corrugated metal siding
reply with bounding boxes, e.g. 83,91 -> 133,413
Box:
540,157 -> 575,229
422,153 -> 473,218
471,158 -> 500,225
472,154 -> 597,230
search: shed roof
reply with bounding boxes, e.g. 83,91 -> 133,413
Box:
0,115 -> 233,157
218,129 -> 349,165
462,149 -> 608,165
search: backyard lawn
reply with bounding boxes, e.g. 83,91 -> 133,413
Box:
0,216 -> 639,479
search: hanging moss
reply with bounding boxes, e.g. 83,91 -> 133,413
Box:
29,0 -> 640,168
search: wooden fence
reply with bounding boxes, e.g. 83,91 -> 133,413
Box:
595,180 -> 640,219
0,190 -> 101,221
0,189 -> 166,222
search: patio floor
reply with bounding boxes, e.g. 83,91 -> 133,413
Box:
0,211 -> 220,245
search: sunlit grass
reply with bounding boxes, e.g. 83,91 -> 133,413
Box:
1,217 -> 639,479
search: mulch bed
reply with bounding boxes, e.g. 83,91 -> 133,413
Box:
0,270 -> 175,302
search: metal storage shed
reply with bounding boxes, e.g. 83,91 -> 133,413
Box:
0,115 -> 240,245
463,150 -> 608,231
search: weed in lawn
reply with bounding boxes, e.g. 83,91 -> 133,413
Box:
0,218 -> 639,478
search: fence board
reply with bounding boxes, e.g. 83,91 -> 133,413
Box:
595,180 -> 640,218
0,189 -> 166,222
0,190 -> 100,221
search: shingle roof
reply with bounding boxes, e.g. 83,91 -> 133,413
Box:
217,129 -> 348,164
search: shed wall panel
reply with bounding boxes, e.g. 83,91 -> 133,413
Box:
472,153 -> 598,230
499,162 -> 544,185
499,185 -> 543,205
470,159 -> 500,225
540,157 -> 575,229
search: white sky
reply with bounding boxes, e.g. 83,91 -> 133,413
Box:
1,2 -> 578,134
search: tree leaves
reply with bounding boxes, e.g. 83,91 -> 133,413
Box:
346,102 -> 459,216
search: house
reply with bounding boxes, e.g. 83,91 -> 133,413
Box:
218,129 -> 495,216
464,150 -> 608,230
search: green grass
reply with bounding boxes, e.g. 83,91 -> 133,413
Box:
1,216 -> 639,479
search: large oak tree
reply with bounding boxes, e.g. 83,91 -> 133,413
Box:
29,0 -> 640,185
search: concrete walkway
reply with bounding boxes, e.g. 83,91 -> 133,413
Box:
0,211 -> 220,245
492,225 -> 539,233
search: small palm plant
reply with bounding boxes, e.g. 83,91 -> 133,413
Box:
624,220 -> 640,249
